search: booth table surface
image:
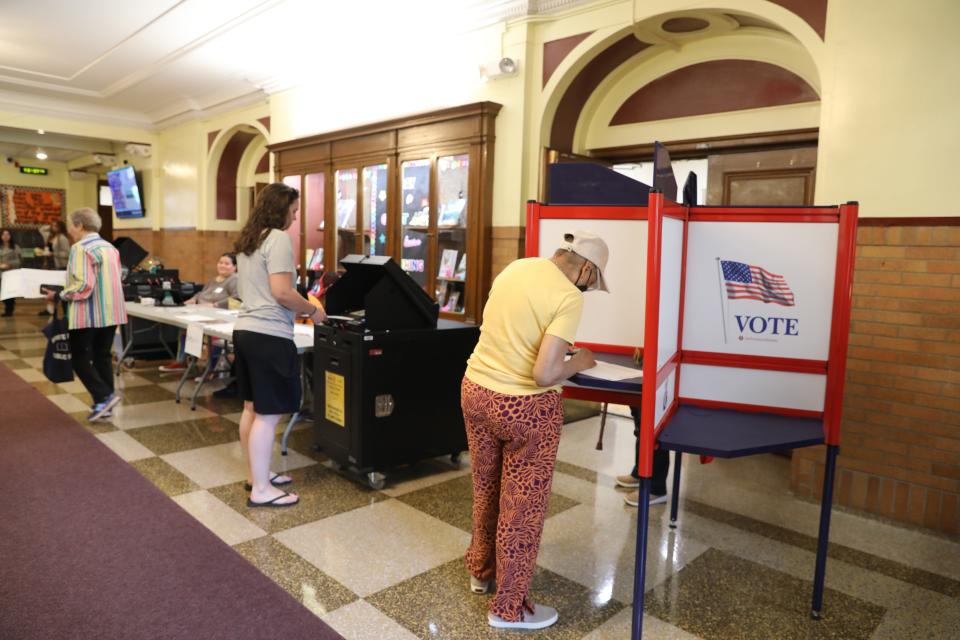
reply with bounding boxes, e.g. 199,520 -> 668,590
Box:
567,352 -> 642,394
657,405 -> 824,458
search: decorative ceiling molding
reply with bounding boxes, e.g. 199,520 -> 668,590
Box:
0,0 -> 593,129
433,0 -> 597,29
0,89 -> 153,130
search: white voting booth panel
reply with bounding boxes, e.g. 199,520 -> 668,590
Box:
678,365 -> 826,412
654,369 -> 676,427
538,218 -> 646,349
656,217 -> 684,370
682,222 -> 838,360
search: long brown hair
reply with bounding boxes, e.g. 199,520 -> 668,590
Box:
0,228 -> 17,249
234,183 -> 299,255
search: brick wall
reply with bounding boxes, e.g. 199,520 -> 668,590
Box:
116,229 -> 237,284
791,222 -> 960,535
491,226 -> 525,280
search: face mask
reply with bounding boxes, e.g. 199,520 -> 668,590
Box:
575,262 -> 593,293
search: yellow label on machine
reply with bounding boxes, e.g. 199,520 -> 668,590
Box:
325,371 -> 346,427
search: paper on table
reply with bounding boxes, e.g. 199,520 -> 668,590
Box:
184,323 -> 204,357
0,268 -> 66,300
578,360 -> 643,381
173,313 -> 217,322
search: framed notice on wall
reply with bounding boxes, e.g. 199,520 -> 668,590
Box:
0,185 -> 65,227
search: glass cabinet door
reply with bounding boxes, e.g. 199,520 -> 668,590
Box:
362,163 -> 388,257
281,175 -> 303,273
436,154 -> 469,314
334,168 -> 358,269
400,159 -> 431,287
304,172 -> 325,276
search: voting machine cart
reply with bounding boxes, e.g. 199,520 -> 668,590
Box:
528,163 -> 858,639
313,255 -> 479,490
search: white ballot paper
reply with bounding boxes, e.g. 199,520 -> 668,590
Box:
294,324 -> 315,337
579,360 -> 643,381
174,313 -> 217,323
0,268 -> 66,300
185,323 -> 205,357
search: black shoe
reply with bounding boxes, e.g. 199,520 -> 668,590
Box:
38,310 -> 51,316
0,312 -> 12,317
213,383 -> 238,398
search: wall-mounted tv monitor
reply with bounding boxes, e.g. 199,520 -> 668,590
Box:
106,165 -> 145,219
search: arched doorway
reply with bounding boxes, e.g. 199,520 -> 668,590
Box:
537,4 -> 825,206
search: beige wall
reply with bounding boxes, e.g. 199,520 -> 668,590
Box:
5,0 -> 957,235
815,0 -> 960,215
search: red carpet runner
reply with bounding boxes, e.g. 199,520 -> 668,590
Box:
0,363 -> 343,640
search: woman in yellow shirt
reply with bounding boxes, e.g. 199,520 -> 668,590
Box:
461,231 -> 609,631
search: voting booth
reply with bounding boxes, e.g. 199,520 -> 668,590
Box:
527,168 -> 858,640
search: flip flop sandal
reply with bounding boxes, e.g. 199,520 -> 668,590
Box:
244,472 -> 293,492
246,491 -> 299,508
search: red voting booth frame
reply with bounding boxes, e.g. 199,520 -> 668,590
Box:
526,194 -> 859,640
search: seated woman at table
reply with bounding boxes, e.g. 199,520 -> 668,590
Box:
158,253 -> 239,373
0,229 -> 22,317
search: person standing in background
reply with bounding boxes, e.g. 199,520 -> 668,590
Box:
44,208 -> 127,421
0,229 -> 22,317
233,183 -> 326,508
40,220 -> 72,317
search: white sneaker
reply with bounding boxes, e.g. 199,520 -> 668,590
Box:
488,604 -> 558,630
624,491 -> 668,507
470,576 -> 492,594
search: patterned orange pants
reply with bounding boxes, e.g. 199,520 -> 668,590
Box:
461,377 -> 564,621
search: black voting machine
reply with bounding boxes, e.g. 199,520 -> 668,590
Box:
314,255 -> 479,489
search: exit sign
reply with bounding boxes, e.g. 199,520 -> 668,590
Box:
20,166 -> 48,175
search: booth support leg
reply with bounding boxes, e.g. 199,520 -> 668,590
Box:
669,452 -> 682,528
811,444 -> 839,619
630,477 -> 652,640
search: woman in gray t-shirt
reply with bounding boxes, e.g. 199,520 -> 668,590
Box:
233,183 -> 326,508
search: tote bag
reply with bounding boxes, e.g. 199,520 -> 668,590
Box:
42,306 -> 73,383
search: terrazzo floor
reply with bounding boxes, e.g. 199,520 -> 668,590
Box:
2,304 -> 958,639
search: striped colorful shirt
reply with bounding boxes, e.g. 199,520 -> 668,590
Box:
60,233 -> 128,330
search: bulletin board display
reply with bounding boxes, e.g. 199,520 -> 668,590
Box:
681,221 -> 838,361
529,205 -> 648,353
0,185 -> 65,227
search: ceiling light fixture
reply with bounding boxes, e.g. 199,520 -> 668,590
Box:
37,129 -> 45,135
36,149 -> 47,160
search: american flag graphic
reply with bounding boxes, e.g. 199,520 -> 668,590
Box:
720,260 -> 795,306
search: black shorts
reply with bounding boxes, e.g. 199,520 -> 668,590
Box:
233,330 -> 301,415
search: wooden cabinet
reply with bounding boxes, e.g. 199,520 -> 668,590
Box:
269,102 -> 500,324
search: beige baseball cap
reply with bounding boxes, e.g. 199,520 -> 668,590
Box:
563,230 -> 610,292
